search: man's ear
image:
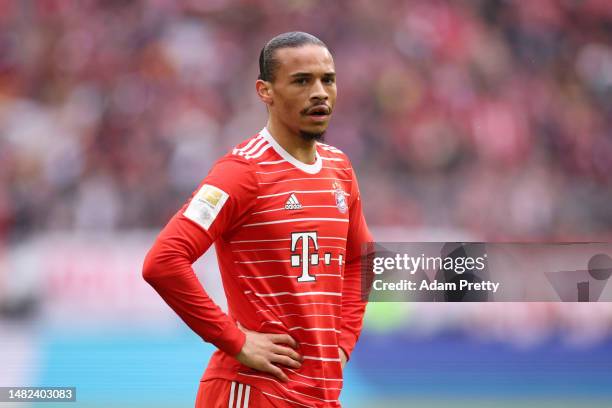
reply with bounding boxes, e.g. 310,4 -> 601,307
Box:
256,79 -> 273,105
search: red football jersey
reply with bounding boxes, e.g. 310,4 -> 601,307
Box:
144,127 -> 372,407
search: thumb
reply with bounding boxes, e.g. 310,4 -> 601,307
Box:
236,321 -> 249,333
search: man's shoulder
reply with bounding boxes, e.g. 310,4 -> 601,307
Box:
316,141 -> 352,167
226,131 -> 276,163
212,131 -> 274,169
203,134 -> 265,197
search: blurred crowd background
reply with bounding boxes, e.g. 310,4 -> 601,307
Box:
1,1 -> 612,407
1,0 -> 611,240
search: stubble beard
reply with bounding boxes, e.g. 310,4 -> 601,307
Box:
299,129 -> 326,142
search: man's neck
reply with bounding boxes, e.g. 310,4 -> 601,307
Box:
266,119 -> 317,165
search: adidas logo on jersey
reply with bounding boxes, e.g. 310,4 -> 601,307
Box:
285,193 -> 302,210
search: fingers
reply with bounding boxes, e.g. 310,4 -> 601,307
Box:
263,362 -> 289,382
270,353 -> 302,369
272,344 -> 303,363
268,333 -> 298,349
235,329 -> 303,383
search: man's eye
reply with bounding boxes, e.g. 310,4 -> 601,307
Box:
294,78 -> 308,85
324,78 -> 335,84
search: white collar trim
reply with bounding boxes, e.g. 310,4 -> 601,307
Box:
260,127 -> 322,174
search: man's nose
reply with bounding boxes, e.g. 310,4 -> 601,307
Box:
310,79 -> 328,101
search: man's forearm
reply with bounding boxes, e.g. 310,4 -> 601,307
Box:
338,257 -> 368,360
142,219 -> 246,356
143,265 -> 246,356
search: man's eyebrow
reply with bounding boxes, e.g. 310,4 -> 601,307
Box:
289,72 -> 336,77
290,72 -> 313,77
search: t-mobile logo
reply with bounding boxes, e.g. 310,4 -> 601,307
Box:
290,232 -> 340,282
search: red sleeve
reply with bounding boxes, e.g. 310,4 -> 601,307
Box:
142,155 -> 258,356
338,166 -> 373,361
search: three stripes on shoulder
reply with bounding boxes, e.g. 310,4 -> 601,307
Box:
232,137 -> 344,161
232,136 -> 270,160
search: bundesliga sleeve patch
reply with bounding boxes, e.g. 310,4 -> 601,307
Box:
183,184 -> 229,230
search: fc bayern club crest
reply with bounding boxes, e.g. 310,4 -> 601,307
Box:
332,181 -> 348,214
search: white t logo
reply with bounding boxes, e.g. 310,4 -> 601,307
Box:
291,232 -> 318,282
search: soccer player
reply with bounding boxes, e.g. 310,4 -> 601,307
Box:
143,31 -> 372,408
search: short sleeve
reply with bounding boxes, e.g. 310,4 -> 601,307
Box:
180,155 -> 259,241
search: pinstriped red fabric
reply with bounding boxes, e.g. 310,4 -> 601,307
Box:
144,128 -> 371,407
196,379 -> 290,408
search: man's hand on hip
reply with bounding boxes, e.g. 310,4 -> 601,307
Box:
339,347 -> 347,370
234,323 -> 303,382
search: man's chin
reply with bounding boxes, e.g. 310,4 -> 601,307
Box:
299,126 -> 327,142
299,129 -> 326,142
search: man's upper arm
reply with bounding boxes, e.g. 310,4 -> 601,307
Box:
179,155 -> 258,248
345,166 -> 372,262
144,154 -> 258,276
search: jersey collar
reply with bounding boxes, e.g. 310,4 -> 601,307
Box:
260,127 -> 322,174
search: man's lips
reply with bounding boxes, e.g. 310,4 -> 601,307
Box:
303,105 -> 332,122
303,105 -> 331,116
